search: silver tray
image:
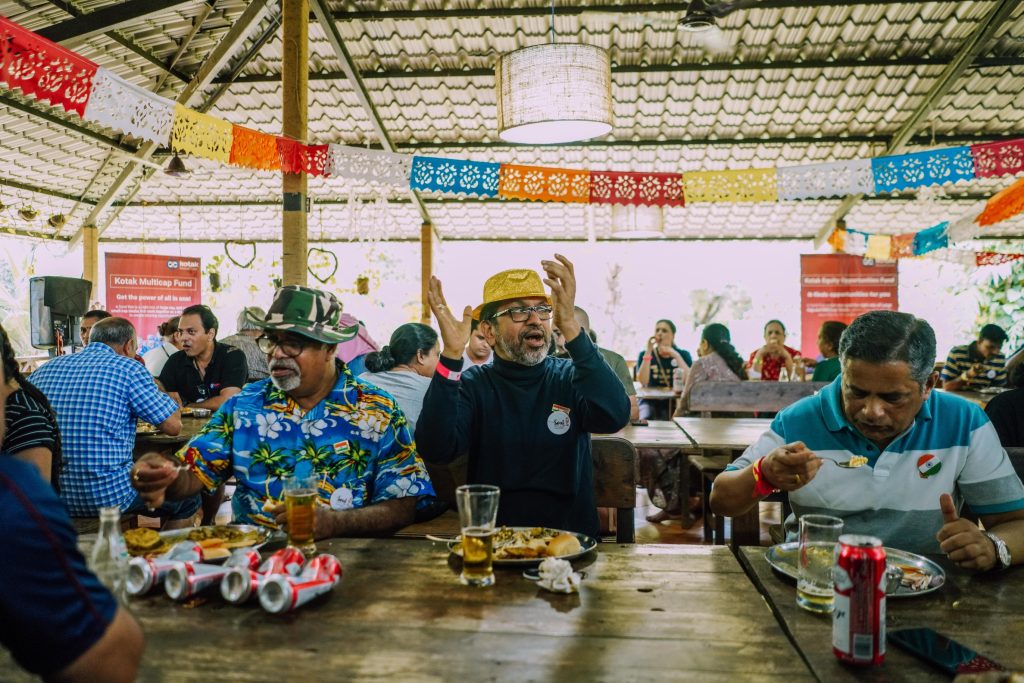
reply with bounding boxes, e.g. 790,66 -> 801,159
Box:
765,541 -> 945,598
448,526 -> 598,566
127,524 -> 273,558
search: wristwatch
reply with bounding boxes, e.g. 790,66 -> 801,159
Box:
983,531 -> 1012,571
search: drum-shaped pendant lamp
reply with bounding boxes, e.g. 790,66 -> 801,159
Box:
496,43 -> 613,145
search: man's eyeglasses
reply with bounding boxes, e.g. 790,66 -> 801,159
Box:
491,305 -> 553,323
256,335 -> 314,358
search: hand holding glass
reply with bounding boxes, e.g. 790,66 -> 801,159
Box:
455,485 -> 500,587
284,474 -> 318,557
797,514 -> 844,613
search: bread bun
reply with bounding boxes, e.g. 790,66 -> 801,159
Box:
546,533 -> 582,557
202,546 -> 230,561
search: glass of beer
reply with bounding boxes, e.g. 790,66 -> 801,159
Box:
797,514 -> 844,613
455,484 -> 500,587
284,474 -> 319,557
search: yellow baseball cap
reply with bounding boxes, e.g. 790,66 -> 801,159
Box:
471,269 -> 550,320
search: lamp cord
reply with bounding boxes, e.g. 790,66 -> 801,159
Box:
550,0 -> 556,43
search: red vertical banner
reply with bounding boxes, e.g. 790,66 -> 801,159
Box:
800,255 -> 898,359
104,253 -> 202,338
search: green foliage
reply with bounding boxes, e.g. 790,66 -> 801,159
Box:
974,260 -> 1024,348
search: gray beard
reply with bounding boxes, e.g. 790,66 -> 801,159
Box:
269,359 -> 302,392
496,331 -> 548,367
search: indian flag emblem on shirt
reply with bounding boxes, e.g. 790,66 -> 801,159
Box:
333,440 -> 349,455
917,454 -> 942,479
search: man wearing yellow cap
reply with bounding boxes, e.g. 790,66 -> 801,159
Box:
416,255 -> 631,538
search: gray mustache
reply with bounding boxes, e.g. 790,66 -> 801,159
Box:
269,359 -> 300,372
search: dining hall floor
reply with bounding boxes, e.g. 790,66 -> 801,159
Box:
633,488 -> 781,546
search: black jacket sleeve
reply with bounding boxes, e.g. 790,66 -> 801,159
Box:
414,356 -> 473,464
566,332 -> 631,433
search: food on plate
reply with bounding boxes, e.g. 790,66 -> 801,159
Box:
124,528 -> 163,554
454,527 -> 587,560
185,525 -> 261,548
892,562 -> 940,592
847,455 -> 868,468
546,532 -> 582,557
135,422 -> 158,434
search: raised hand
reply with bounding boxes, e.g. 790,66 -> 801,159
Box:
427,275 -> 473,360
936,493 -> 996,571
540,254 -> 581,342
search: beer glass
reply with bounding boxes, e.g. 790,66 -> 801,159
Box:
284,474 -> 319,557
797,514 -> 844,613
455,484 -> 500,587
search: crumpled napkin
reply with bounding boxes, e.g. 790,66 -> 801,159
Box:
537,557 -> 581,594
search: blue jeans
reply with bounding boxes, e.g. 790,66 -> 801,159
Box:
123,491 -> 202,521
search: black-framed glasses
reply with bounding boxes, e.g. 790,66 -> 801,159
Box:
256,335 -> 312,358
491,305 -> 553,323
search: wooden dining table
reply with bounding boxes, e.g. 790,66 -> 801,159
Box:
134,416 -> 210,453
738,546 -> 1024,681
0,541 -> 815,681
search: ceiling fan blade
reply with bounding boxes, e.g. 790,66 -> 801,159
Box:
704,0 -> 759,18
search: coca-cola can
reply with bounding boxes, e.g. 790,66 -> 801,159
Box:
221,548 -> 304,605
258,554 -> 343,614
164,561 -> 232,601
126,542 -> 203,596
832,534 -> 886,666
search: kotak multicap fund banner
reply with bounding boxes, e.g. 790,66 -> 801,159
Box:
105,253 -> 201,338
800,255 -> 898,359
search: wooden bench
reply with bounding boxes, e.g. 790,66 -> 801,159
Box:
689,381 -> 829,417
691,453 -> 790,548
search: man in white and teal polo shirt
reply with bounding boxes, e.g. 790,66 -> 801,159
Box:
711,311 -> 1024,570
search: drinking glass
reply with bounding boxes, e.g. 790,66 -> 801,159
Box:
455,484 -> 500,587
796,514 -> 844,613
284,474 -> 319,557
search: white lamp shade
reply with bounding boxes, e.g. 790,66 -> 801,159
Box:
496,43 -> 613,145
609,204 -> 665,239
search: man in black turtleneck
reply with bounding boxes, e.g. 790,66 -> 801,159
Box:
415,255 -> 630,538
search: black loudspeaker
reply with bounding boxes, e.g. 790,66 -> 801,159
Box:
30,276 -> 91,349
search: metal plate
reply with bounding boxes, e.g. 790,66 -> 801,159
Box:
127,524 -> 273,558
978,387 -> 1008,395
448,527 -> 598,566
765,542 -> 946,598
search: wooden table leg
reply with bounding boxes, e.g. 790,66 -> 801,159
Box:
730,505 -> 761,548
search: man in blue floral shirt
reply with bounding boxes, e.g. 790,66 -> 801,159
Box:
132,286 -> 434,538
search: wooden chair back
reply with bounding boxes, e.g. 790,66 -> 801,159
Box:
591,436 -> 637,543
688,381 -> 829,416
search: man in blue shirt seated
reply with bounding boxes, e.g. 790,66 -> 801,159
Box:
711,311 -> 1024,571
0,341 -> 143,682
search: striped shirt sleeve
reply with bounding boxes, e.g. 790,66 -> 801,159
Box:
3,390 -> 56,455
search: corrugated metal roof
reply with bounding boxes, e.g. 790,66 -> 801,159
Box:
0,0 -> 1022,241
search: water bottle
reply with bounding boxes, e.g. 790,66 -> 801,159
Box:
89,506 -> 129,602
778,366 -> 790,382
672,367 -> 685,393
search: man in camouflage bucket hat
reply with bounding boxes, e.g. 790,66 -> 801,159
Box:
131,285 -> 436,539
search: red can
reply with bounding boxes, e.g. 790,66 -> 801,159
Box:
832,534 -> 886,666
221,547 -> 304,605
258,554 -> 343,614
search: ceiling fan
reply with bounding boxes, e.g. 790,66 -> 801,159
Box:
678,0 -> 758,33
582,0 -> 757,55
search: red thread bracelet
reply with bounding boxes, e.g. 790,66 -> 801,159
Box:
751,457 -> 780,499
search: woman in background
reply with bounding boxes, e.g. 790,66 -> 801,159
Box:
748,319 -> 800,381
358,323 -> 439,430
1,323 -> 62,489
635,319 -> 692,420
142,316 -> 181,377
674,323 -> 747,416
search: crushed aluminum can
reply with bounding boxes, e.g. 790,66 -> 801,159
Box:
258,554 -> 343,614
126,542 -> 203,596
221,547 -> 304,605
165,555 -> 243,601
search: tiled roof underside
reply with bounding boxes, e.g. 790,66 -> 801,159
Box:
0,0 -> 1022,240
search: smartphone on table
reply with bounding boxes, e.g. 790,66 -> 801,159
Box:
888,628 -> 1006,675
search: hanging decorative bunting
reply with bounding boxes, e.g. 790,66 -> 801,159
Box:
170,104 -> 232,162
871,147 -> 975,193
970,139 -> 1024,179
976,252 -> 1024,266
499,164 -> 590,203
777,159 -> 875,201
409,157 -> 500,196
827,228 -> 847,252
912,222 -> 949,255
976,176 -> 1024,227
278,139 -> 329,176
589,171 -> 684,206
865,234 -> 892,260
229,125 -> 281,171
0,16 -> 97,117
82,68 -> 175,145
325,145 -> 412,188
927,248 -> 977,267
890,233 -> 916,259
844,230 -> 868,255
682,168 -> 778,203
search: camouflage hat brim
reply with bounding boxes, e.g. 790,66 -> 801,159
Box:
245,311 -> 359,344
